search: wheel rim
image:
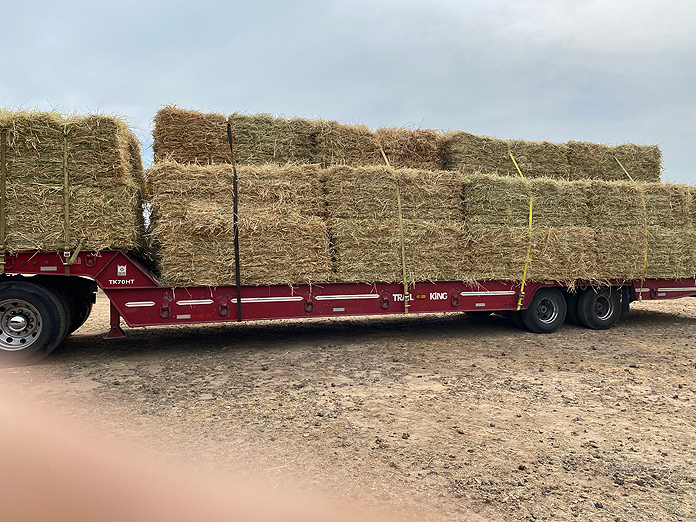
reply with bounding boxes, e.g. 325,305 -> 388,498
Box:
0,299 -> 43,351
594,295 -> 613,321
536,297 -> 559,324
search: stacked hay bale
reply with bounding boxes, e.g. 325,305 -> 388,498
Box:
325,166 -> 466,283
149,162 -> 331,286
0,109 -> 145,253
461,174 -> 595,282
461,173 -> 696,282
152,106 -> 229,165
587,181 -> 695,280
228,113 -> 316,165
567,142 -> 662,182
444,132 -> 662,182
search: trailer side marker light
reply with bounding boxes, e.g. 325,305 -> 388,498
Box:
415,294 -> 426,300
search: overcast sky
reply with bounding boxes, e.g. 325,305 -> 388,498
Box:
3,0 -> 695,182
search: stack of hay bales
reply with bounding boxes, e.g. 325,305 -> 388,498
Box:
152,106 -> 445,171
444,132 -> 662,182
0,109 -> 145,253
461,173 -> 696,282
325,166 -> 466,283
149,162 -> 331,286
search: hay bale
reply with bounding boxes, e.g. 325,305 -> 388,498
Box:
330,218 -> 468,283
462,174 -> 587,228
315,120 -> 381,167
375,127 -> 444,170
149,162 -> 325,217
325,166 -> 463,221
149,162 -> 331,286
154,211 -> 331,287
0,109 -> 145,253
443,131 -> 510,173
461,225 -> 596,282
228,113 -> 316,165
152,106 -> 230,165
587,181 -> 690,229
567,141 -> 662,182
594,227 -> 696,281
507,140 -> 571,179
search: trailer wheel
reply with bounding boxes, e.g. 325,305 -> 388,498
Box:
564,292 -> 581,325
0,281 -> 68,366
521,288 -> 566,333
578,287 -> 621,330
67,298 -> 93,335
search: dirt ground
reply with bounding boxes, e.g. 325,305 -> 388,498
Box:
1,291 -> 695,521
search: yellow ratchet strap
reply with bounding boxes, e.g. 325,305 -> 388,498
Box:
509,151 -> 533,310
614,156 -> 648,300
380,146 -> 409,314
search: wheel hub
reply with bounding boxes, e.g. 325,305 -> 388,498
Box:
594,295 -> 612,321
536,298 -> 558,324
0,299 -> 42,351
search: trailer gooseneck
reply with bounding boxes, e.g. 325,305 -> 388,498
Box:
1,249 -> 694,365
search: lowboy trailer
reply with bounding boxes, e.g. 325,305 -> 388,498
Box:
1,249 -> 695,364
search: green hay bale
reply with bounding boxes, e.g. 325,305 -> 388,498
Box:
228,113 -> 316,165
152,106 -> 230,165
375,127 -> 444,170
507,140 -> 571,179
567,141 -> 662,182
0,109 -> 145,253
594,227 -> 696,281
642,183 -> 691,228
314,120 -> 381,167
330,218 -> 468,283
443,131 -> 510,173
325,166 -> 463,221
462,225 -> 596,282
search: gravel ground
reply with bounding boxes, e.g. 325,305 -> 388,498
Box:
1,291 -> 695,521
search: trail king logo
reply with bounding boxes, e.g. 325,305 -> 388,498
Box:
117,265 -> 127,276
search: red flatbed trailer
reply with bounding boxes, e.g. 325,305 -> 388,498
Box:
2,249 -> 696,364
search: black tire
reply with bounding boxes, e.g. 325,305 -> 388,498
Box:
510,310 -> 525,329
619,286 -> 630,322
520,288 -> 567,334
565,292 -> 581,325
0,281 -> 68,366
67,298 -> 93,335
578,287 -> 622,330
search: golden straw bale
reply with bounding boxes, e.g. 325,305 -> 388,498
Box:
0,109 -> 145,253
462,173 -> 530,227
149,162 -> 325,217
314,120 -> 381,167
152,106 -> 229,165
442,131 -> 510,173
375,127 -> 444,170
155,211 -> 331,287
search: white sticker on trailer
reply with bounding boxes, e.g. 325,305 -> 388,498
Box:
40,266 -> 58,272
333,307 -> 346,312
176,314 -> 191,319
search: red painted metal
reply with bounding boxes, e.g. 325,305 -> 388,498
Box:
4,250 -> 696,332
